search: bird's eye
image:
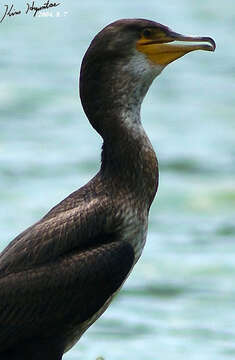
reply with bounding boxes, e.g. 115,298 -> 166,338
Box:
142,28 -> 152,38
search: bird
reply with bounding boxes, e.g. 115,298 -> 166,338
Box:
0,19 -> 215,360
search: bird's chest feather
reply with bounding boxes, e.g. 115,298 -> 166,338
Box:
121,215 -> 147,262
112,202 -> 149,263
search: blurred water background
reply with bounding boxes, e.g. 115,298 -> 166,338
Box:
0,1 -> 235,359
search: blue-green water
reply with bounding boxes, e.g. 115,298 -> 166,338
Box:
0,1 -> 235,359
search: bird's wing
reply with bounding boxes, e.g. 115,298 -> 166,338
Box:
0,195 -> 113,275
0,239 -> 134,350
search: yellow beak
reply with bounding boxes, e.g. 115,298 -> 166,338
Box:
136,28 -> 216,66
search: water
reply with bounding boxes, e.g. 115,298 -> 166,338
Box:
0,1 -> 235,359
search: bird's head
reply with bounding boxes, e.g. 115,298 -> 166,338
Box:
92,19 -> 215,64
80,19 -> 215,136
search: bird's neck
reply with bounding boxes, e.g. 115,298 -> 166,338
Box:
80,55 -> 159,205
100,106 -> 158,206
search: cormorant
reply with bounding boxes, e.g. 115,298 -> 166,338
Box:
0,19 -> 215,360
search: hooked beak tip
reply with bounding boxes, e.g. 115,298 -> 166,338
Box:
168,30 -> 216,52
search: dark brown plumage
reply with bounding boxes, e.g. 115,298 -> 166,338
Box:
0,19 -> 215,360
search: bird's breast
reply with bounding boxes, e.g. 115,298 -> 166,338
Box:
113,203 -> 149,263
